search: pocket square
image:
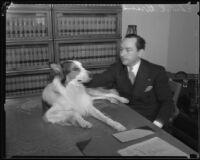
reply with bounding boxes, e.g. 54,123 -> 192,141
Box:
144,85 -> 153,92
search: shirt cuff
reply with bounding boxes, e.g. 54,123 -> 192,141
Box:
153,120 -> 163,128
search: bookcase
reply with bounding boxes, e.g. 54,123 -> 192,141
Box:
5,4 -> 122,98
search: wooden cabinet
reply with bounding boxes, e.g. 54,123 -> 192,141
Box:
5,4 -> 122,98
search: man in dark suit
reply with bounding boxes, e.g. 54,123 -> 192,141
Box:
85,34 -> 175,128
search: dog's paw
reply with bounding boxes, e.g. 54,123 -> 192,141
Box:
107,97 -> 118,104
118,97 -> 129,104
80,121 -> 93,129
113,122 -> 127,132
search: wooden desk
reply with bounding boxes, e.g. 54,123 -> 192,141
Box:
5,96 -> 199,157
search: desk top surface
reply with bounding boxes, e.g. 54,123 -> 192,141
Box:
5,96 -> 199,157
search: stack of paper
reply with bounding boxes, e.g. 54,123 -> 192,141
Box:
113,128 -> 154,142
117,137 -> 189,157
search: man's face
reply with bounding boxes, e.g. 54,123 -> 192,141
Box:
120,38 -> 141,67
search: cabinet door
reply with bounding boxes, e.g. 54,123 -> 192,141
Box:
6,10 -> 52,41
53,11 -> 121,39
6,42 -> 53,72
54,39 -> 120,68
6,71 -> 50,98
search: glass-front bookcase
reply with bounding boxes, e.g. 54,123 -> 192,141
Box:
5,4 -> 122,98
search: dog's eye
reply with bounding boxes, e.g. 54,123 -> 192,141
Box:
72,67 -> 80,71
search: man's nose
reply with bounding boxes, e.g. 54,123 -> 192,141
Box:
120,50 -> 126,57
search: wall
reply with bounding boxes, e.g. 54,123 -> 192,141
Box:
167,5 -> 199,74
122,4 -> 199,74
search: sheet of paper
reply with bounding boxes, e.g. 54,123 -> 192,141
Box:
113,128 -> 154,142
118,137 -> 189,157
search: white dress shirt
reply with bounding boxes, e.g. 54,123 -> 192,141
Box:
127,60 -> 141,77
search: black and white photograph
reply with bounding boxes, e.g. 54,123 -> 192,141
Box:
1,1 -> 199,158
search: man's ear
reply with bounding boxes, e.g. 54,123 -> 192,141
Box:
138,49 -> 145,58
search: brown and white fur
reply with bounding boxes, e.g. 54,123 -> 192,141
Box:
42,60 -> 129,131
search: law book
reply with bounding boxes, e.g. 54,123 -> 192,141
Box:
41,47 -> 46,66
111,16 -> 116,34
19,76 -> 24,95
41,17 -> 46,37
17,17 -> 22,38
32,18 -> 36,38
83,16 -> 88,35
11,18 -> 15,38
11,49 -> 16,70
22,17 -> 27,38
6,18 -> 10,38
12,77 -> 17,95
24,76 -> 29,94
59,46 -> 64,61
15,48 -> 20,69
79,16 -> 84,35
6,78 -> 11,95
26,17 -> 31,38
101,16 -> 105,34
9,18 -> 13,39
29,75 -> 33,94
6,49 -> 11,70
34,75 -> 38,92
8,78 -> 12,96
32,47 -> 36,66
73,17 -> 78,36
14,76 -> 19,95
28,47 -> 33,67
25,48 -> 29,67
35,47 -> 40,66
60,17 -> 65,36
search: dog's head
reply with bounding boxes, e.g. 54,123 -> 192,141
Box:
50,60 -> 91,84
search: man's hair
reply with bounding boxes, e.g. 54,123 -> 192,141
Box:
125,34 -> 146,51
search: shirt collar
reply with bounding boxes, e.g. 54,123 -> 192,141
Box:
127,60 -> 141,76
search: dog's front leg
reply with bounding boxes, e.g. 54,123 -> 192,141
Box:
72,112 -> 93,129
89,106 -> 127,132
104,94 -> 129,104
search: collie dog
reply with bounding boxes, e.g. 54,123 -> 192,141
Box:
42,60 -> 129,131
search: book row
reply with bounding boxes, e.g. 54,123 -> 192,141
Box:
5,67 -> 107,97
56,15 -> 117,36
6,74 -> 49,96
60,55 -> 116,66
6,15 -> 48,39
6,46 -> 50,71
59,43 -> 117,65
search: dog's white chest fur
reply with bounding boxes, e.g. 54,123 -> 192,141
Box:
65,81 -> 93,114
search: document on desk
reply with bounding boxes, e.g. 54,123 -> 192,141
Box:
113,128 -> 154,142
118,137 -> 189,157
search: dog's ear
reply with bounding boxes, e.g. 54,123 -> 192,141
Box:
50,64 -> 63,73
49,63 -> 64,81
61,61 -> 74,75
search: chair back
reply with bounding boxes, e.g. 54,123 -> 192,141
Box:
168,79 -> 182,121
169,79 -> 182,104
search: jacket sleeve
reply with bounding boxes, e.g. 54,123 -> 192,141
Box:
84,63 -> 118,88
154,67 -> 175,125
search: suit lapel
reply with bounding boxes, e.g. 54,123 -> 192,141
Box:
118,63 -> 133,91
132,59 -> 150,97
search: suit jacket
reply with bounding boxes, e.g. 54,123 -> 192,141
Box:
85,59 -> 175,125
